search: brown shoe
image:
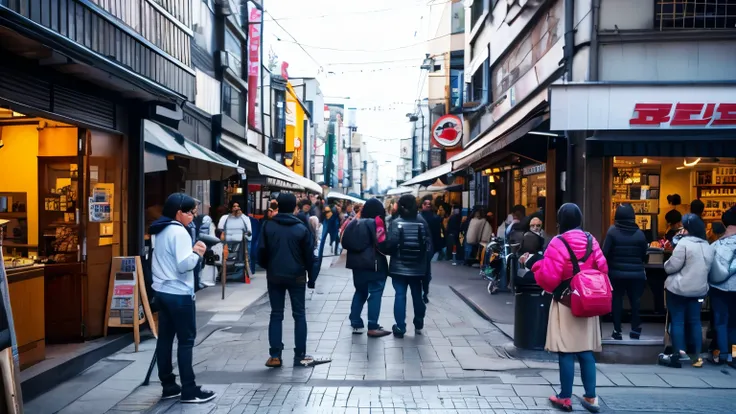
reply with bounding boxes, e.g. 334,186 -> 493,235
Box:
265,357 -> 283,368
367,329 -> 391,338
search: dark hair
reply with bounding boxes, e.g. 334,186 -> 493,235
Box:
682,213 -> 707,240
298,199 -> 312,209
269,200 -> 279,211
690,199 -> 704,217
667,194 -> 682,206
722,205 -> 736,227
421,194 -> 433,204
665,209 -> 682,225
362,198 -> 385,220
162,193 -> 196,219
277,193 -> 297,215
512,204 -> 526,218
398,194 -> 418,219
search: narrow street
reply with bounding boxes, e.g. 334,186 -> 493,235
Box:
22,258 -> 736,413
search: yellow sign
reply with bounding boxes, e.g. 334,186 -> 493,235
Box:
285,82 -> 305,176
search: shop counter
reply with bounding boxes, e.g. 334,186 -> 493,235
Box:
7,264 -> 45,370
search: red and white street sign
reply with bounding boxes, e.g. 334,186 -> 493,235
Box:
549,84 -> 736,131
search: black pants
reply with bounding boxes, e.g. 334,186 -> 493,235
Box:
155,292 -> 197,394
611,278 -> 646,333
268,280 -> 307,359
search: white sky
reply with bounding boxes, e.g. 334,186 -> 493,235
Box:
263,0 -> 445,188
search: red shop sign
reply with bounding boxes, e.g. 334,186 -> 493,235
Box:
629,102 -> 736,127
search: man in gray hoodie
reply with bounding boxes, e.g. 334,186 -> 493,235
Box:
708,206 -> 736,366
150,193 -> 215,403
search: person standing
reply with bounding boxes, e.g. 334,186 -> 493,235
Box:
258,194 -> 326,368
190,199 -> 215,289
708,205 -> 736,366
531,203 -> 607,413
217,200 -> 252,281
602,204 -> 648,340
150,193 -> 215,403
659,214 -> 714,368
385,195 -> 432,338
342,199 -> 391,337
464,208 -> 486,265
320,204 -> 340,256
445,205 -> 462,262
420,195 -> 442,303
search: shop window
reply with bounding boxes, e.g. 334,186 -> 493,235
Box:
514,166 -> 547,215
225,29 -> 243,76
451,1 -> 466,34
655,0 -> 736,30
222,82 -> 246,125
192,0 -> 215,54
185,180 -> 211,215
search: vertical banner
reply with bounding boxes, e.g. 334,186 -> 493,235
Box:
247,6 -> 262,130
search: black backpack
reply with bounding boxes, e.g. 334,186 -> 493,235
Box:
397,221 -> 428,263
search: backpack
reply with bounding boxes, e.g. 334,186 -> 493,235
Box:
554,233 -> 612,318
397,220 -> 428,264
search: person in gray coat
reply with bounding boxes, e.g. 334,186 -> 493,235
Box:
659,214 -> 714,368
708,206 -> 736,366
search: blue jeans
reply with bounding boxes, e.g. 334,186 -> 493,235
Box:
350,271 -> 387,330
392,276 -> 426,332
268,281 -> 307,359
667,290 -> 703,356
558,351 -> 596,399
710,288 -> 736,358
155,292 -> 197,394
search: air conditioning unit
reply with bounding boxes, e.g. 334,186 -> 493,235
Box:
218,51 -> 230,69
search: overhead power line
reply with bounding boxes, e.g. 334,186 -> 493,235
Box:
273,33 -> 452,53
263,9 -> 324,71
264,0 -> 453,22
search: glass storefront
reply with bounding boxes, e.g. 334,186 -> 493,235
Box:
514,164 -> 547,213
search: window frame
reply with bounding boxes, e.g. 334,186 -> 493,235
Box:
222,81 -> 246,125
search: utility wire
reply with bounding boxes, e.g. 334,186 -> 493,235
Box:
263,9 -> 324,71
264,0 -> 453,21
273,33 -> 452,53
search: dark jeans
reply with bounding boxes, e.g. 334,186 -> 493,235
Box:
391,276 -> 426,332
666,289 -> 703,356
558,351 -> 596,399
350,271 -> 387,330
155,292 -> 197,394
611,278 -> 646,333
422,250 -> 433,297
268,281 -> 307,359
310,255 -> 321,286
710,288 -> 736,358
319,227 -> 339,257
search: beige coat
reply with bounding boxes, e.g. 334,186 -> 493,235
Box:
465,218 -> 487,245
545,301 -> 602,353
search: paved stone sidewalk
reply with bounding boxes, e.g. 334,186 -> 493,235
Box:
26,260 -> 736,413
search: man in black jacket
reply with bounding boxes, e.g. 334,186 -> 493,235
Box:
385,195 -> 433,338
258,193 -> 325,368
602,203 -> 648,340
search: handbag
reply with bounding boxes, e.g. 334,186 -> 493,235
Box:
552,234 -> 593,307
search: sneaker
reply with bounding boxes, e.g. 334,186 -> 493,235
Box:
392,324 -> 405,338
692,358 -> 704,368
581,396 -> 600,413
265,356 -> 283,368
629,328 -> 641,340
415,328 -> 424,336
161,384 -> 181,400
181,387 -> 216,404
549,395 -> 573,412
367,329 -> 391,338
611,330 -> 623,340
657,353 -> 682,368
295,355 -> 332,368
352,327 -> 365,335
708,350 -> 723,365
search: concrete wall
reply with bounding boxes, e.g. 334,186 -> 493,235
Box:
599,40 -> 736,82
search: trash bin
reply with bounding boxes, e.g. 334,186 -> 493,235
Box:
513,282 -> 552,351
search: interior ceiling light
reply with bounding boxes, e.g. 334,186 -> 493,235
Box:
684,157 -> 701,167
642,158 -> 648,164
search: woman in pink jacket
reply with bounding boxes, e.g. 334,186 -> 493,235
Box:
530,203 -> 607,413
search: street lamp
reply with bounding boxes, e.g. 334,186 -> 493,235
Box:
420,54 -> 435,71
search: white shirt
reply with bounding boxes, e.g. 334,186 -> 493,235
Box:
218,214 -> 252,243
151,222 -> 200,296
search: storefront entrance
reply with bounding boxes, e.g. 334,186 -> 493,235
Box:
0,109 -> 125,370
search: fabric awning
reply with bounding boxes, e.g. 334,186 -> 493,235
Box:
143,120 -> 239,180
386,186 -> 416,196
327,191 -> 365,204
219,133 -> 322,193
401,163 -> 453,187
449,90 -> 548,167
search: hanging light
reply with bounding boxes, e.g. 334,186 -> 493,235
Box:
491,189 -> 497,196
489,175 -> 495,183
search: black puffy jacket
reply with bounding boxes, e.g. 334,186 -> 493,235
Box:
257,213 -> 314,284
342,219 -> 388,274
602,205 -> 648,280
385,215 -> 432,277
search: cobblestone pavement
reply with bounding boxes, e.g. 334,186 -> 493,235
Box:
32,261 -> 736,413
